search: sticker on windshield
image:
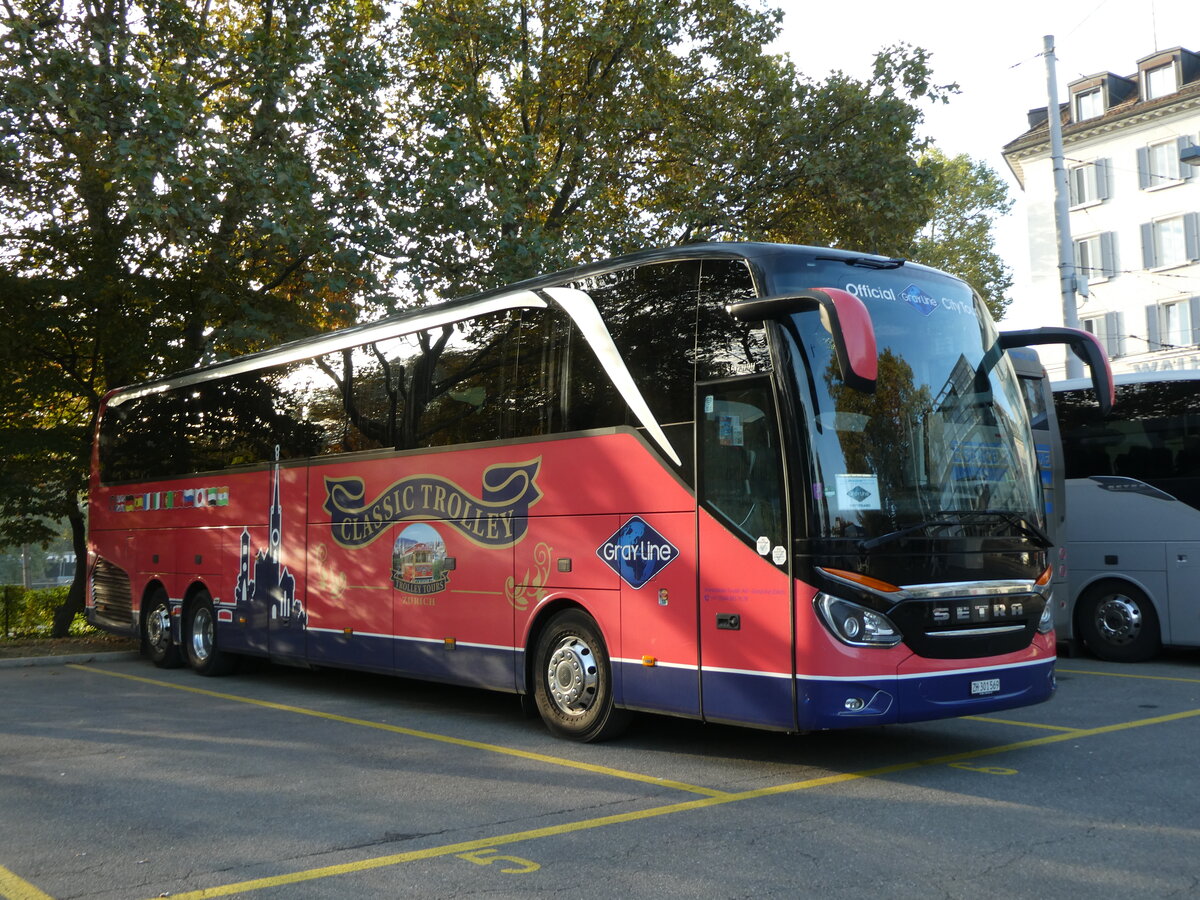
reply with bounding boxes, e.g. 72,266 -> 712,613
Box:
836,474 -> 880,511
717,415 -> 744,447
901,284 -> 938,316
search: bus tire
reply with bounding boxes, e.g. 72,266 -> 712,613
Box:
533,609 -> 629,742
184,591 -> 237,676
1077,580 -> 1161,663
141,588 -> 182,669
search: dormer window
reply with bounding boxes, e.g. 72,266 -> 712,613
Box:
1074,87 -> 1104,120
1144,62 -> 1177,99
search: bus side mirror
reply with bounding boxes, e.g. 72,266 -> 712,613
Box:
727,288 -> 877,393
998,327 -> 1115,416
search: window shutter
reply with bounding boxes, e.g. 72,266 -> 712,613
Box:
1179,137 -> 1195,181
1186,213 -> 1200,261
1097,159 -> 1112,199
1068,168 -> 1080,206
1100,232 -> 1117,277
1105,312 -> 1125,357
1146,304 -> 1161,350
1137,146 -> 1151,189
1191,296 -> 1200,346
1141,222 -> 1156,268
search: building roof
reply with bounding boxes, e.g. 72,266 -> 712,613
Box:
1002,47 -> 1200,187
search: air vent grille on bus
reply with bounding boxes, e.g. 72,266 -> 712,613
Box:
91,557 -> 134,630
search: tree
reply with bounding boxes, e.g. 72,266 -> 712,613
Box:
907,148 -> 1015,320
383,1 -> 959,301
0,0 -> 396,632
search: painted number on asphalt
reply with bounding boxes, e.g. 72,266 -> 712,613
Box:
949,762 -> 1018,775
456,849 -> 540,874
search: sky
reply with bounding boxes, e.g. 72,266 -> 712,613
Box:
771,0 -> 1197,329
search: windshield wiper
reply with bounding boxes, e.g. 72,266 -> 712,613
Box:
814,255 -> 906,270
857,509 -> 1053,553
856,518 -> 962,552
971,509 -> 1054,548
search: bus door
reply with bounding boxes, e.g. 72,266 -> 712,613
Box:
697,376 -> 796,730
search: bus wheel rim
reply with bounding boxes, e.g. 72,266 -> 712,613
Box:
1096,595 -> 1141,645
192,607 -> 213,662
547,637 -> 598,716
147,605 -> 170,650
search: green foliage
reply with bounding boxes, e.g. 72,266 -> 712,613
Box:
908,149 -> 1015,320
384,3 -> 962,300
0,0 -> 398,561
0,585 -> 93,637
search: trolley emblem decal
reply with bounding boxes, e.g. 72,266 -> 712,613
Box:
391,523 -> 450,595
596,516 -> 679,589
323,459 -> 543,550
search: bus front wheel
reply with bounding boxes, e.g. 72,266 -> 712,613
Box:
184,591 -> 237,676
1077,581 -> 1161,663
141,589 -> 182,668
533,610 -> 629,742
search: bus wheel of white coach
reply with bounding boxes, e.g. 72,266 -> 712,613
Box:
1077,580 -> 1162,663
533,609 -> 630,742
183,590 -> 238,676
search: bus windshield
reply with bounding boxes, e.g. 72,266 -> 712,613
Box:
769,257 -> 1041,545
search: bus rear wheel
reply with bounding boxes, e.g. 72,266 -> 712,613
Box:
533,610 -> 629,742
184,591 -> 237,676
141,589 -> 182,668
1077,580 -> 1161,663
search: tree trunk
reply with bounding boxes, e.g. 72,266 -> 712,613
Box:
51,506 -> 88,637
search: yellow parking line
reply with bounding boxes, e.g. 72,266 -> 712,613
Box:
152,703 -> 1200,900
963,715 -> 1080,731
1057,667 -> 1200,684
0,864 -> 54,900
69,665 -> 730,798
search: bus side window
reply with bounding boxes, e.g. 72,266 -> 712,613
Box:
699,378 -> 786,547
576,261 -> 702,476
696,258 -> 768,379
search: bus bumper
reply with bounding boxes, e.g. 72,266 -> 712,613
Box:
796,658 -> 1056,731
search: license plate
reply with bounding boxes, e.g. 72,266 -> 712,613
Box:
971,677 -> 1001,696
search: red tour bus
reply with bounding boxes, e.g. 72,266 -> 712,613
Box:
87,244 -> 1112,741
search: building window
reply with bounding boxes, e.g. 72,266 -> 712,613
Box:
1074,87 -> 1103,121
1068,160 -> 1109,207
1161,300 -> 1192,346
1074,233 -> 1116,282
1144,63 -> 1177,100
1146,298 -> 1200,350
1138,138 -> 1194,189
1141,214 -> 1200,269
1082,313 -> 1125,358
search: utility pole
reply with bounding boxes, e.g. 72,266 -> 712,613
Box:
1044,35 -> 1084,379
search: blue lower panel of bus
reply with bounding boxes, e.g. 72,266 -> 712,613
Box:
304,629 -> 517,690
796,660 -> 1056,731
306,629 -> 394,673
394,638 -> 516,690
699,669 -> 796,730
618,661 -> 701,719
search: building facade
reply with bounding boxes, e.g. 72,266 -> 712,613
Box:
1003,47 -> 1200,377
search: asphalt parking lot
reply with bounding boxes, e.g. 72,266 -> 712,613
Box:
2,649 -> 1199,900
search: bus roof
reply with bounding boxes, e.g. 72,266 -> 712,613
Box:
104,242 -> 947,406
1053,368 -> 1200,392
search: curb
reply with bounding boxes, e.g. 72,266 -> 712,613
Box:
0,650 -> 142,669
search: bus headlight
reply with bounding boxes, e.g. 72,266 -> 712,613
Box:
1037,598 -> 1054,634
814,593 -> 902,648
